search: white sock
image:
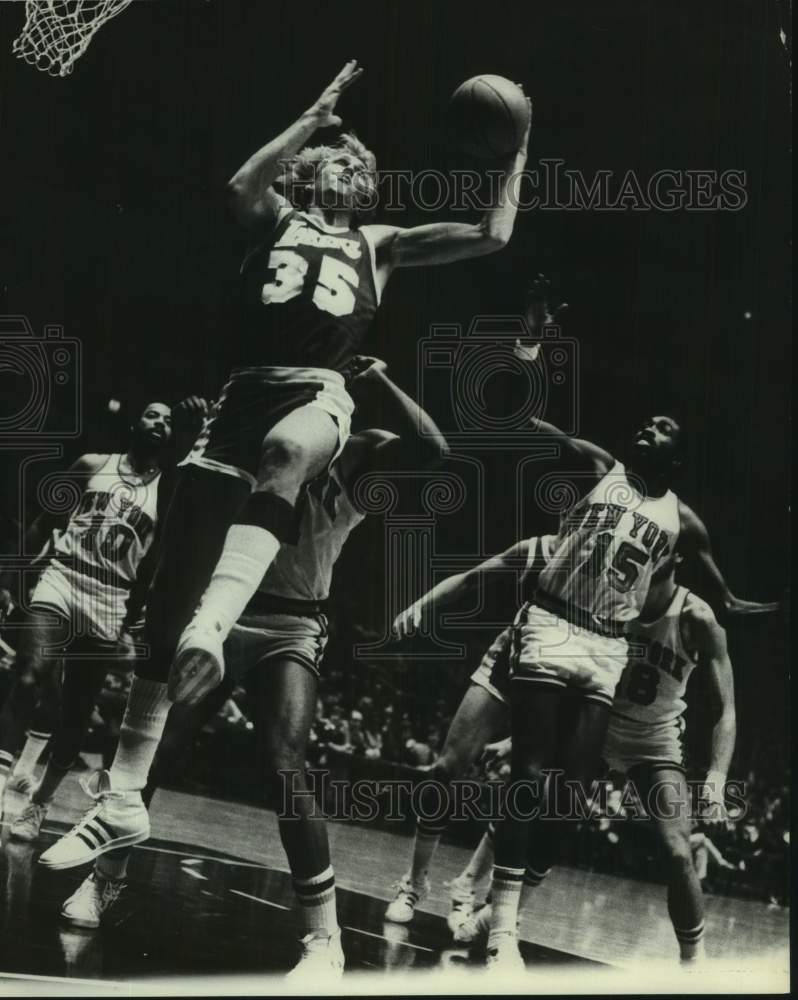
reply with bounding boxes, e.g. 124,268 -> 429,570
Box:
191,524 -> 281,641
410,825 -> 442,884
294,865 -> 339,937
458,832 -> 495,887
487,865 -> 524,949
96,851 -> 130,882
110,678 -> 171,793
13,730 -> 50,778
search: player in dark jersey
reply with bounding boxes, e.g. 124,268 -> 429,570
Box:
41,61 -> 531,870
45,359 -> 448,982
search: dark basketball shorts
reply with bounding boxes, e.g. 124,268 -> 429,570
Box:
184,366 -> 354,488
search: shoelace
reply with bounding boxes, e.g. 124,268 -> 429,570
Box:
18,802 -> 45,821
78,772 -> 126,802
62,777 -> 125,840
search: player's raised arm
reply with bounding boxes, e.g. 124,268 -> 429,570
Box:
527,416 -> 614,477
685,595 -> 736,820
392,538 -> 536,639
362,96 -> 531,286
226,60 -> 364,228
678,502 -> 780,616
339,357 -> 450,490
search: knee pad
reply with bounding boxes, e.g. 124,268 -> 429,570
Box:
238,492 -> 299,545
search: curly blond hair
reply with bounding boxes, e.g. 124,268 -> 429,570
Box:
275,133 -> 377,224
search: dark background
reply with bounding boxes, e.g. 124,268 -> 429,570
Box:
0,1 -> 791,775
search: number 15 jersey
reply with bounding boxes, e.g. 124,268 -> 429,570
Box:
237,209 -> 380,372
537,461 -> 681,624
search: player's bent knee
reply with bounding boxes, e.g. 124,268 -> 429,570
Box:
261,434 -> 306,471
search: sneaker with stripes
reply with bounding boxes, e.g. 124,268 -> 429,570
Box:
168,621 -> 225,706
38,771 -> 149,870
384,872 -> 430,924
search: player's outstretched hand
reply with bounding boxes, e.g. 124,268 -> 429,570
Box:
526,273 -> 569,330
310,60 -> 364,128
481,736 -> 512,770
393,600 -> 425,639
173,395 -> 209,424
349,355 -> 388,381
697,777 -> 728,824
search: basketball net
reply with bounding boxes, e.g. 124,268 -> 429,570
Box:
12,0 -> 134,77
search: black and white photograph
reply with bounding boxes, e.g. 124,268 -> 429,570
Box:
0,1 -> 791,994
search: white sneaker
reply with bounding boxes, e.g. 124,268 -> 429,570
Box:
169,620 -> 225,705
486,931 -> 525,971
286,929 -> 344,981
38,771 -> 149,870
61,872 -> 125,928
385,873 -> 430,923
9,800 -> 48,842
445,874 -> 476,935
453,903 -> 492,944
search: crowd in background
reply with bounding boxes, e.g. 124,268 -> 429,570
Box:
2,631 -> 787,909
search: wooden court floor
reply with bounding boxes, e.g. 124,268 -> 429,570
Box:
0,767 -> 789,994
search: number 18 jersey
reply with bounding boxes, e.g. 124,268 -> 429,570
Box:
613,586 -> 698,723
237,209 -> 380,372
537,461 -> 680,624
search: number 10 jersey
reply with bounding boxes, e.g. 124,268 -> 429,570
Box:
537,461 -> 681,625
237,209 -> 380,372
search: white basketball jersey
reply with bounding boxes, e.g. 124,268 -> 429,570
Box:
259,463 -> 365,602
613,586 -> 698,723
537,461 -> 680,623
51,455 -> 161,590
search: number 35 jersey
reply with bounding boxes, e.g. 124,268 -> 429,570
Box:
613,586 -> 698,724
537,461 -> 681,624
238,209 -> 380,372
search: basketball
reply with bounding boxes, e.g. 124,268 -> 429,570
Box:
447,74 -> 531,159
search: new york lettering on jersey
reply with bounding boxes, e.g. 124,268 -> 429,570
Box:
614,586 -> 698,722
538,462 -> 680,623
51,455 -> 160,589
238,209 -> 380,372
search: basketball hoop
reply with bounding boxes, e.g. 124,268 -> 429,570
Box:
12,1 -> 134,78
